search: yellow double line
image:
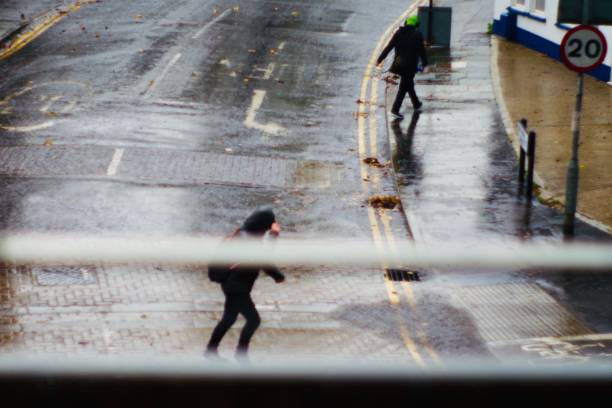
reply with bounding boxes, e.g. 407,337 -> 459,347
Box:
0,1 -> 95,60
357,0 -> 440,367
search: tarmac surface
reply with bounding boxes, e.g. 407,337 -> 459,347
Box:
0,0 -> 611,368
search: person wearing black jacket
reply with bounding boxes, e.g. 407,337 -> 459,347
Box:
376,15 -> 428,121
205,208 -> 285,360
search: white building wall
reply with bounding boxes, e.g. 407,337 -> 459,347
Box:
494,0 -> 612,82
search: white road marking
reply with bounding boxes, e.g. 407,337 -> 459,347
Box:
61,101 -> 77,113
106,148 -> 124,176
244,90 -> 285,135
144,53 -> 182,96
251,62 -> 276,80
39,95 -> 61,112
192,8 -> 232,39
155,99 -> 207,108
0,121 -> 55,132
278,41 -> 286,51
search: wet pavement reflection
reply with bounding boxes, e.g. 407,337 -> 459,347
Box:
387,0 -> 612,360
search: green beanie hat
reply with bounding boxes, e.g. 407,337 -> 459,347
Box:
405,15 -> 419,26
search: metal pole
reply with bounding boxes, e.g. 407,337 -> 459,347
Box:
563,73 -> 584,236
527,131 -> 536,201
563,0 -> 589,236
518,119 -> 527,185
428,0 -> 433,44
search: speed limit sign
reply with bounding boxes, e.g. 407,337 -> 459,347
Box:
561,25 -> 608,73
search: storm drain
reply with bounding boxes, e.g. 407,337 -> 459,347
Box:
385,269 -> 420,282
32,266 -> 98,286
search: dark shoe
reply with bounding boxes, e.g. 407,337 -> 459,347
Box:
413,101 -> 423,110
390,112 -> 404,121
204,348 -> 221,359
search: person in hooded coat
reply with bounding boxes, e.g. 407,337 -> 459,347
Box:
376,15 -> 428,121
205,208 -> 285,359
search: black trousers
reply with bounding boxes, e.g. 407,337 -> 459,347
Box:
207,292 -> 261,352
392,72 -> 419,114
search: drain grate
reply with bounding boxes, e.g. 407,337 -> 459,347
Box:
32,266 -> 98,286
386,269 -> 420,282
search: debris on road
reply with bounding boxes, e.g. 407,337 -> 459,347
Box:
383,75 -> 399,85
368,195 -> 401,210
43,138 -> 53,146
363,157 -> 386,168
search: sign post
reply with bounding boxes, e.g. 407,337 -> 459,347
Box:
428,0 -> 433,44
559,0 -> 608,236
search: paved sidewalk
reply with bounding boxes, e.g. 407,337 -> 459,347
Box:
387,0 -> 610,244
494,38 -> 612,234
382,0 -> 612,362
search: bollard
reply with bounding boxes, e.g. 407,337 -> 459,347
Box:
526,131 -> 536,201
518,119 -> 527,184
517,119 -> 536,200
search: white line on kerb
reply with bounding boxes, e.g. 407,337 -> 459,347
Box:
106,148 -> 124,176
145,53 -> 182,96
192,8 -> 232,39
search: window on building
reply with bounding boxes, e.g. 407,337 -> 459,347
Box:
515,0 -> 527,7
535,0 -> 546,12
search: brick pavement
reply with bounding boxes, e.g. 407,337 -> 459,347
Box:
0,263 -> 424,362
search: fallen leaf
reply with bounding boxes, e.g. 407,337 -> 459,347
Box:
291,11 -> 300,17
134,14 -> 144,20
46,111 -> 58,118
95,32 -> 100,38
368,195 -> 401,210
149,79 -> 155,87
43,138 -> 53,146
363,157 -> 386,168
247,48 -> 256,53
233,6 -> 240,12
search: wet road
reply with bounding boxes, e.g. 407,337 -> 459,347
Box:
0,0 -> 378,236
0,0 -> 611,366
0,0 -> 443,363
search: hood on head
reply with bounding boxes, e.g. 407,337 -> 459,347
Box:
241,208 -> 276,234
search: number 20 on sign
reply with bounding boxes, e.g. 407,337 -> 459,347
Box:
561,25 -> 608,73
